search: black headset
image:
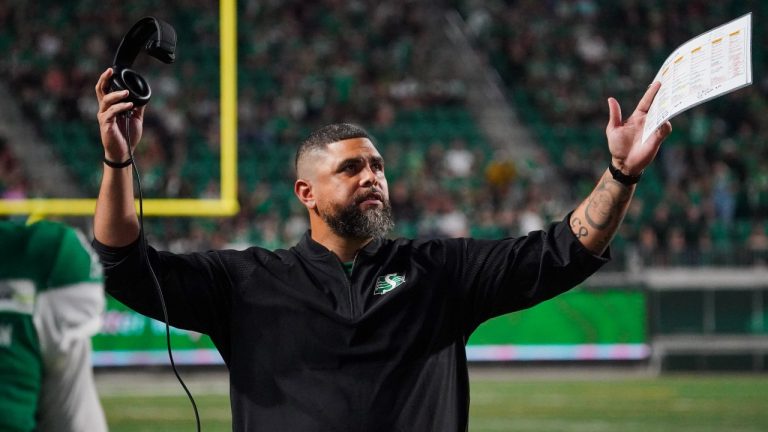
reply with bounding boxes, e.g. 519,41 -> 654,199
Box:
109,16 -> 200,431
110,17 -> 177,107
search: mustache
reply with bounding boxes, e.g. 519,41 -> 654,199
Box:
353,187 -> 386,205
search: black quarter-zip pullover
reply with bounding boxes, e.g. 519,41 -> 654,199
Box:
94,214 -> 608,431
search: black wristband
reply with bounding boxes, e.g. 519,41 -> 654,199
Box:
608,162 -> 642,185
103,157 -> 133,169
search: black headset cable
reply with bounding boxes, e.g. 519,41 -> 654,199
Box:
125,113 -> 202,432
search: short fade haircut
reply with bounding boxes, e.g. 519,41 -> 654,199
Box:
295,123 -> 374,172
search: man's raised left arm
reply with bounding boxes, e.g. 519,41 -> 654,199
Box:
571,82 -> 672,255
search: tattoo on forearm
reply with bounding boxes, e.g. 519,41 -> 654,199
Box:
584,178 -> 631,231
571,217 -> 589,238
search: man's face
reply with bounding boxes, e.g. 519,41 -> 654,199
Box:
300,138 -> 394,239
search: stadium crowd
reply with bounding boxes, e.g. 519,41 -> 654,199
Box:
2,0 -> 768,267
459,0 -> 768,266
0,136 -> 29,200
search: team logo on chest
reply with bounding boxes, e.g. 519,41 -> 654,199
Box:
374,273 -> 406,295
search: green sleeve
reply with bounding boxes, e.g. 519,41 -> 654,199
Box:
47,226 -> 102,290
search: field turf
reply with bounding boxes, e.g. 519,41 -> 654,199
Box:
99,372 -> 768,432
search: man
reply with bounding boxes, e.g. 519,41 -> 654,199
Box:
93,67 -> 671,431
0,219 -> 108,432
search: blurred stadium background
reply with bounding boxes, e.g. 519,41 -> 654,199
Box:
1,0 -> 767,430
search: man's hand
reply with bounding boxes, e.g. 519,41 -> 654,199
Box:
93,68 -> 143,246
606,81 -> 672,176
95,68 -> 145,162
569,82 -> 672,254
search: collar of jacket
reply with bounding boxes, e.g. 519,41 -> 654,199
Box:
296,230 -> 383,261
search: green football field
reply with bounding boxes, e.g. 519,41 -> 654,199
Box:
98,371 -> 768,432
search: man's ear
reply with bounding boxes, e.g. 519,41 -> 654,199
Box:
294,179 -> 316,209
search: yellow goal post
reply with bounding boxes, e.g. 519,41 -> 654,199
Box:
0,0 -> 239,219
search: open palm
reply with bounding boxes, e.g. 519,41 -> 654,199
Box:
606,81 -> 672,176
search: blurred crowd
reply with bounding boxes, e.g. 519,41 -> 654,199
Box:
2,0 -> 767,267
0,135 -> 28,199
459,0 -> 768,266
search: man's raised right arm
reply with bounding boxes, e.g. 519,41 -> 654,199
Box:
94,68 -> 142,246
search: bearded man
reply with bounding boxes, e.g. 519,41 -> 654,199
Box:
92,65 -> 670,431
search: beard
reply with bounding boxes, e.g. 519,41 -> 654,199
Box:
319,189 -> 394,239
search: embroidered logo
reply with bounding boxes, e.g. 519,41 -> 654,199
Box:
374,273 -> 406,295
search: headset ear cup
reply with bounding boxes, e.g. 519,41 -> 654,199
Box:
110,17 -> 176,108
110,66 -> 152,107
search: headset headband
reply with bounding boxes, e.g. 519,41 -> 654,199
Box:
112,16 -> 177,68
